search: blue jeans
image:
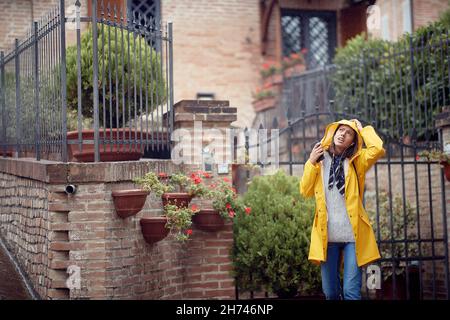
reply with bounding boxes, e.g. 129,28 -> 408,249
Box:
321,242 -> 362,300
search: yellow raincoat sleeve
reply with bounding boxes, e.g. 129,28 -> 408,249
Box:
299,159 -> 320,198
357,125 -> 386,171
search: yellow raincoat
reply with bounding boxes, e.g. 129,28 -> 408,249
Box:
299,119 -> 386,267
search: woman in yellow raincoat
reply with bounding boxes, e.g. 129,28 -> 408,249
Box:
299,119 -> 385,300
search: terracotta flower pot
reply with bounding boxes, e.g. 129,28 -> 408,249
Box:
192,209 -> 225,232
112,189 -> 149,218
252,96 -> 277,112
263,74 -> 283,90
283,64 -> 305,77
441,161 -> 450,182
66,129 -> 146,162
161,193 -> 193,208
140,216 -> 169,244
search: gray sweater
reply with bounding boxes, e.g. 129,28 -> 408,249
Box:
322,151 -> 355,243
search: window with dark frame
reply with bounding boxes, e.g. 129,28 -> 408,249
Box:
281,9 -> 337,70
128,0 -> 161,51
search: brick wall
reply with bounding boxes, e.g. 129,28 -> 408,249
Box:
371,0 -> 449,41
0,171 -> 50,298
0,157 -> 236,300
0,0 -> 90,53
0,99 -> 238,300
413,0 -> 449,29
161,0 -> 261,129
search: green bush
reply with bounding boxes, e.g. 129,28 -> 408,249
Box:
231,170 -> 321,298
66,23 -> 166,129
331,11 -> 450,141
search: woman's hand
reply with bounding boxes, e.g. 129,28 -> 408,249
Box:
309,143 -> 324,165
350,119 -> 363,131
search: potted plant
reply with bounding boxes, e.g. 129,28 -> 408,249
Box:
365,191 -> 420,300
161,171 -> 212,207
140,203 -> 200,244
111,189 -> 149,219
231,170 -> 322,299
251,86 -> 277,112
282,49 -> 307,77
133,172 -> 201,243
260,61 -> 283,88
111,172 -> 169,219
417,146 -> 450,181
192,177 -> 251,232
65,24 -> 166,162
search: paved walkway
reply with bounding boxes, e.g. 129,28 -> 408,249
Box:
0,242 -> 31,300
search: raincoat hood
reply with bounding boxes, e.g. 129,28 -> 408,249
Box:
319,119 -> 363,162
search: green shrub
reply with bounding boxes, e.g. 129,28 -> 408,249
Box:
66,23 -> 166,129
231,170 -> 321,298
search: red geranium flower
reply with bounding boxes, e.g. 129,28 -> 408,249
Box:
191,204 -> 199,212
416,155 -> 420,161
223,177 -> 230,183
245,207 -> 251,215
158,172 -> 168,178
202,172 -> 212,179
225,203 -> 232,209
186,229 -> 193,235
228,210 -> 235,218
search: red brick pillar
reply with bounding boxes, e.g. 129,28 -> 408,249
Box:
171,100 -> 237,166
172,100 -> 238,298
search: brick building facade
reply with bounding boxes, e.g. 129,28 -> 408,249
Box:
0,0 -> 448,129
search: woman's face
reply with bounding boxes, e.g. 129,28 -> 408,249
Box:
333,125 -> 356,150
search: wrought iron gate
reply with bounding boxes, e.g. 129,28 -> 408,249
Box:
269,63 -> 449,300
242,27 -> 450,298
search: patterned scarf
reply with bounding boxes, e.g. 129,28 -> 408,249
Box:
328,152 -> 345,195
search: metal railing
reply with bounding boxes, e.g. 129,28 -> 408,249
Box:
239,27 -> 450,300
0,0 -> 174,162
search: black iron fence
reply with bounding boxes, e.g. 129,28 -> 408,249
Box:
0,0 -> 174,162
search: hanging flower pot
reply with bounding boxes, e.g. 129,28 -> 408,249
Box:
140,216 -> 169,244
283,64 -> 306,78
161,193 -> 193,208
192,209 -> 225,232
252,96 -> 277,112
262,73 -> 283,92
112,189 -> 149,218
